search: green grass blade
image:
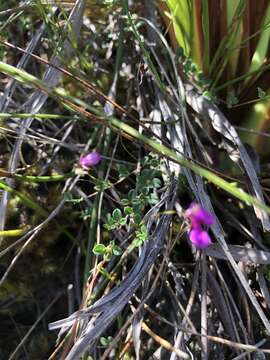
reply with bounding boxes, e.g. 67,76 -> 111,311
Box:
0,113 -> 74,120
14,173 -> 74,183
246,2 -> 270,82
0,228 -> 28,237
215,61 -> 270,91
201,0 -> 210,73
226,0 -> 242,78
0,180 -> 48,217
210,0 -> 246,88
166,0 -> 192,56
1,60 -> 270,214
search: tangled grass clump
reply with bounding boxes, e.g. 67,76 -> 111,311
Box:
1,1 -> 270,359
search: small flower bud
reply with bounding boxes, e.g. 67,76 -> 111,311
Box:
79,151 -> 101,168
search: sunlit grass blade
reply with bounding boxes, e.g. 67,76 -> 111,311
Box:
166,0 -> 192,57
165,0 -> 204,69
245,2 -> 270,83
0,227 -> 28,237
240,96 -> 270,154
0,113 -> 75,120
192,0 -> 203,70
210,0 -> 246,88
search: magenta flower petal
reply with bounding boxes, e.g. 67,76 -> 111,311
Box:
79,151 -> 101,168
186,202 -> 214,249
189,228 -> 212,249
194,207 -> 214,226
185,202 -> 214,227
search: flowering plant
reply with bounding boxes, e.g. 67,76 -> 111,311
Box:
185,202 -> 215,249
79,151 -> 101,169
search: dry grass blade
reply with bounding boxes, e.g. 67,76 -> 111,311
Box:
201,253 -> 208,359
257,269 -> 270,310
141,321 -> 190,360
49,186 -> 176,359
185,83 -> 270,231
207,269 -> 240,348
0,23 -> 46,240
134,10 -> 270,352
0,0 -> 86,243
206,244 -> 270,264
64,220 -> 171,359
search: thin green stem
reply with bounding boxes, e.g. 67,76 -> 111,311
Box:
0,113 -> 75,120
14,172 -> 74,183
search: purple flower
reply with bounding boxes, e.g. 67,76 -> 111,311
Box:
185,202 -> 214,229
79,151 -> 101,168
185,202 -> 215,249
189,228 -> 212,249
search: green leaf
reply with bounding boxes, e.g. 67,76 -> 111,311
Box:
100,337 -> 110,347
202,90 -> 215,101
104,215 -> 117,230
121,198 -> 130,206
112,245 -> 122,256
112,208 -> 122,221
117,164 -> 130,178
131,196 -> 141,205
142,188 -> 149,196
80,208 -> 92,220
124,206 -> 133,215
133,224 -> 148,247
258,87 -> 266,99
227,92 -> 239,108
119,217 -> 127,225
94,179 -> 110,192
148,193 -> 159,205
93,244 -> 107,255
133,237 -> 144,247
152,178 -> 162,189
128,189 -> 136,201
133,213 -> 142,225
